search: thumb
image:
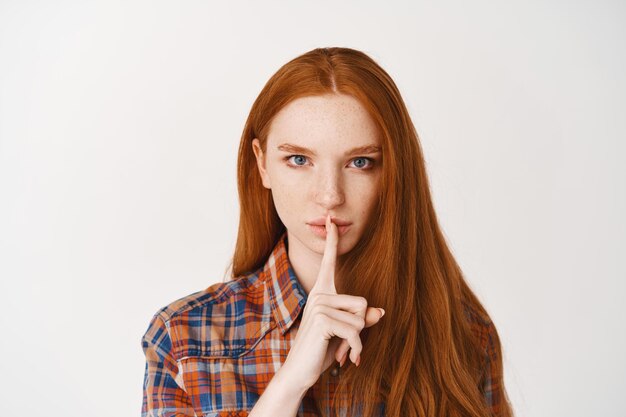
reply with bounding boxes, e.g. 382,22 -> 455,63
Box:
364,307 -> 385,328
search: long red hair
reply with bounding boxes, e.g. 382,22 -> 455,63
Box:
230,47 -> 514,417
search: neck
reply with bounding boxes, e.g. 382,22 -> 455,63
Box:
286,232 -> 323,295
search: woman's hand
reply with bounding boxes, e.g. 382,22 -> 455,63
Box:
279,214 -> 386,391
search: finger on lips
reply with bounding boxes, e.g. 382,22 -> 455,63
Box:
311,214 -> 338,295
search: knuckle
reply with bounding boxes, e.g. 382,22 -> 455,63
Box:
357,316 -> 366,329
357,296 -> 368,310
309,303 -> 320,315
350,328 -> 360,339
312,298 -> 328,312
351,335 -> 363,351
312,310 -> 327,325
309,293 -> 321,305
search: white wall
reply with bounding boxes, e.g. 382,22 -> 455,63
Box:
1,1 -> 624,416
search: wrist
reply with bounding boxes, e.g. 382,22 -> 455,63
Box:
273,363 -> 311,398
249,364 -> 309,417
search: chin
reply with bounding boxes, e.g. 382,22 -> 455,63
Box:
314,233 -> 358,256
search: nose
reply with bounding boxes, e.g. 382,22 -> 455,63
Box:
314,168 -> 345,209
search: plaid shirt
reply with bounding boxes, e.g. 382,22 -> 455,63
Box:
141,232 -> 504,416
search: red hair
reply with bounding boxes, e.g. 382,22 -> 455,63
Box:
230,47 -> 514,417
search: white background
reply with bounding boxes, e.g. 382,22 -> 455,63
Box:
1,1 -> 624,416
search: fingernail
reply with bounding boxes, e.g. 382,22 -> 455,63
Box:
356,354 -> 361,367
378,308 -> 385,317
340,351 -> 347,367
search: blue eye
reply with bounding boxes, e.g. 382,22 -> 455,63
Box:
287,155 -> 308,166
352,157 -> 371,169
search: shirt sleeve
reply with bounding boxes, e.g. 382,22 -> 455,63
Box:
481,320 -> 505,417
141,312 -> 196,417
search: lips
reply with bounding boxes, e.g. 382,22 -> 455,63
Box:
306,216 -> 353,238
308,223 -> 351,238
307,216 -> 352,227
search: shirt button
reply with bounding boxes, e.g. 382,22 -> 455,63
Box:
330,366 -> 339,377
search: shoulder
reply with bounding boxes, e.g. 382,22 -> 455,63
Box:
144,271 -> 272,359
153,273 -> 264,320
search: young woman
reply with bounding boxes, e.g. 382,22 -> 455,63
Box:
141,47 -> 514,417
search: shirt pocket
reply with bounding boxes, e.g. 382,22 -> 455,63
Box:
174,320 -> 282,415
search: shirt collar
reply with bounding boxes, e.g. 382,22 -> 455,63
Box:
263,231 -> 308,335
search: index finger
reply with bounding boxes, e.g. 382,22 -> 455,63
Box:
310,214 -> 338,295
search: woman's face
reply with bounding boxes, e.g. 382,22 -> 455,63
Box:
252,93 -> 382,257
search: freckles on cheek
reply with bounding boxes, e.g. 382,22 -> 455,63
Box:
279,172 -> 304,188
271,183 -> 302,214
269,165 -> 302,187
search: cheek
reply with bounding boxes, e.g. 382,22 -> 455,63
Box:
269,181 -> 304,223
358,194 -> 379,223
267,163 -> 304,186
347,177 -> 380,205
268,166 -> 312,200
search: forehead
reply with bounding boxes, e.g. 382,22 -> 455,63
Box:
266,94 -> 380,150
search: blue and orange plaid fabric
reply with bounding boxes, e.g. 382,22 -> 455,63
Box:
141,232 -> 504,416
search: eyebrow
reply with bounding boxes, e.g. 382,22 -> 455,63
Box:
276,143 -> 382,157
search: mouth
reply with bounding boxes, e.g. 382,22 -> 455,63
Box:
307,216 -> 352,227
306,216 -> 353,238
307,223 -> 352,238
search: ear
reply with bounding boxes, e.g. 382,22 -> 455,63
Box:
252,138 -> 271,189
